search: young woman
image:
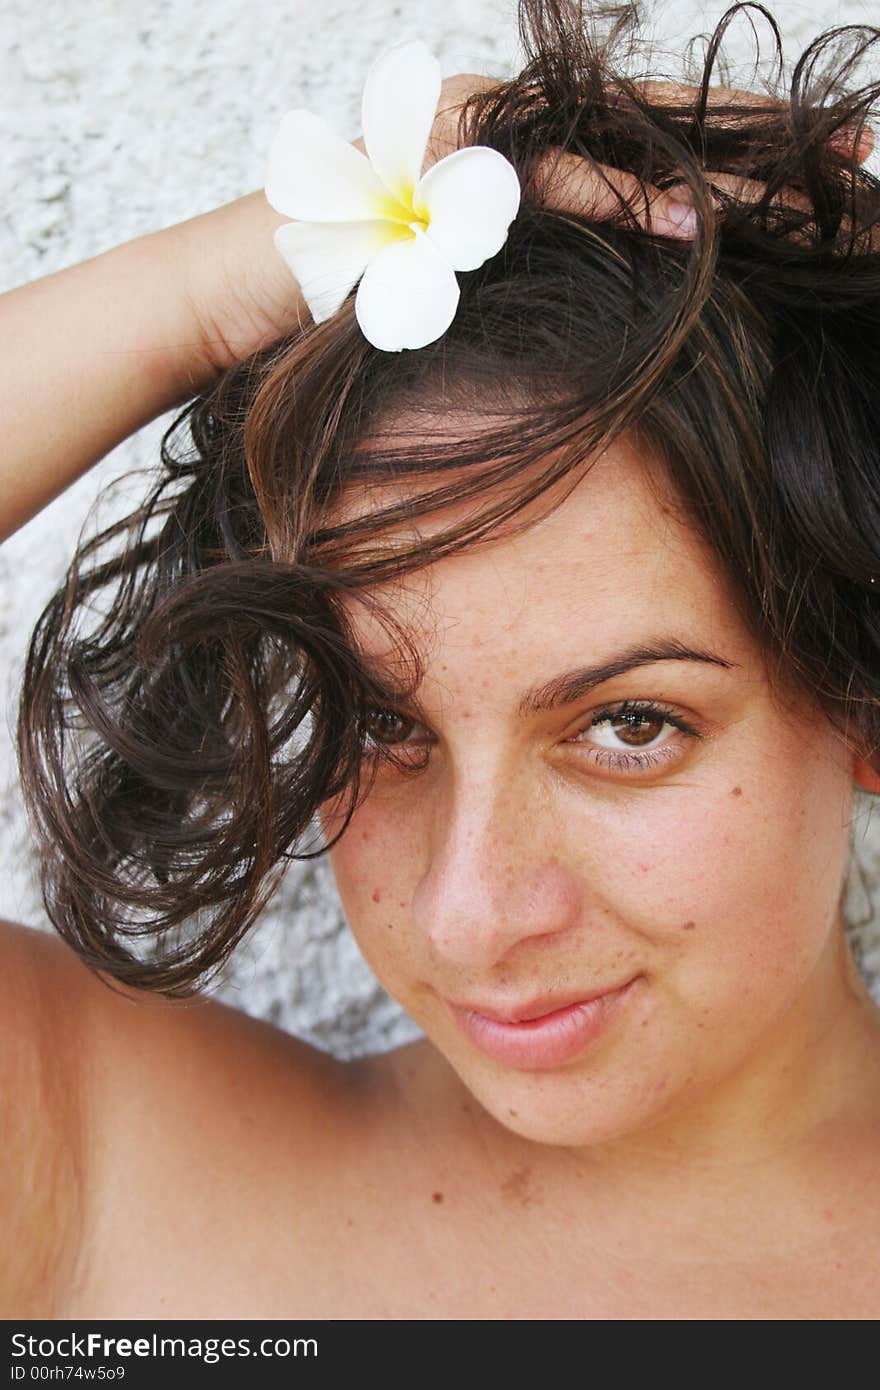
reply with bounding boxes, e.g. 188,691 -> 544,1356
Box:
3,0 -> 880,1318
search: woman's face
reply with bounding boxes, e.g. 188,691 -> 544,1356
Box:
322,433 -> 862,1147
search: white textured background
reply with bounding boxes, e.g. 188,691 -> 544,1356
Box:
3,0 -> 880,1056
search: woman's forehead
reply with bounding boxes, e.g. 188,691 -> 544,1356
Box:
339,434 -> 753,691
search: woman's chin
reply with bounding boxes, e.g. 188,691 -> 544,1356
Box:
431,1032 -> 681,1151
456,1065 -> 665,1149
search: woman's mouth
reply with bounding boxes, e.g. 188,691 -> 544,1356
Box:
445,979 -> 639,1070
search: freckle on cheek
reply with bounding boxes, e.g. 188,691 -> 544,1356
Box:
730,785 -> 743,797
372,888 -> 381,903
681,920 -> 696,931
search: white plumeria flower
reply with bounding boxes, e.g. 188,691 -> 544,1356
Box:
265,38 -> 521,352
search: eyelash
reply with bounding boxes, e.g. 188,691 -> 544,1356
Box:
359,699 -> 702,777
571,699 -> 701,772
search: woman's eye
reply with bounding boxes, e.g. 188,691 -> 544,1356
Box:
362,707 -> 434,751
363,707 -> 416,746
570,701 -> 700,773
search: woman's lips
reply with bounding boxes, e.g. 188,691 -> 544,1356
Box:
446,979 -> 638,1070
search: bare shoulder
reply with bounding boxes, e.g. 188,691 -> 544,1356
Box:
0,919 -> 91,1316
0,918 -> 368,1318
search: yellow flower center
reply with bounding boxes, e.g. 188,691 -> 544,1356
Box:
375,182 -> 431,235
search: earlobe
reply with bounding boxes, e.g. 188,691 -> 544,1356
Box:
852,753 -> 880,794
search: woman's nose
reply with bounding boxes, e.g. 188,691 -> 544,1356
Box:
411,769 -> 581,973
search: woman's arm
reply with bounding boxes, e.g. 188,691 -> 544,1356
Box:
0,191 -> 303,545
0,228 -> 202,543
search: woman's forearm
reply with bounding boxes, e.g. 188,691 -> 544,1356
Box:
0,223 -> 221,543
0,192 -> 302,545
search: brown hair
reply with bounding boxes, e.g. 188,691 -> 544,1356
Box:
18,1 -> 880,992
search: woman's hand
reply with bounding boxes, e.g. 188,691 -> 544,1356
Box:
179,72 -> 696,375
422,72 -> 704,236
181,73 -> 874,378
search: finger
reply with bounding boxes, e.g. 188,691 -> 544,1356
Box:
436,72 -> 500,113
829,120 -> 875,164
664,171 -> 817,233
700,172 -> 814,220
536,149 -> 698,237
425,73 -> 502,165
633,78 -> 783,112
635,79 -> 875,164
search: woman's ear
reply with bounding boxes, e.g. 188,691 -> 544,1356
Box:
852,750 -> 880,794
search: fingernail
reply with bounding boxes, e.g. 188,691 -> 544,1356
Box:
666,199 -> 698,237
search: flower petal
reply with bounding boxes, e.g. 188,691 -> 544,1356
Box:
274,219 -> 407,324
416,146 -> 521,271
362,39 -> 441,209
266,109 -> 406,223
355,229 -> 459,351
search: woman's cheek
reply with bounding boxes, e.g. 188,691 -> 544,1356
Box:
602,763 -> 849,1025
325,796 -> 426,968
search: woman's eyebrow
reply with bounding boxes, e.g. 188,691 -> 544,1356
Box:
517,639 -> 737,716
